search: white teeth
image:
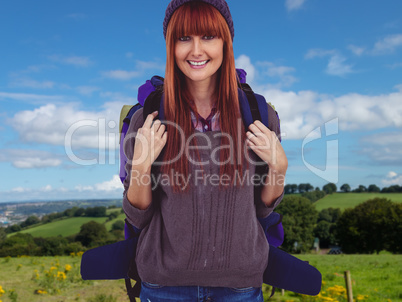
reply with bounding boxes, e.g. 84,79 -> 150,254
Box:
188,60 -> 208,66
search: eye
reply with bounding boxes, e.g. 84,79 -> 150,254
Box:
178,36 -> 190,41
203,35 -> 215,40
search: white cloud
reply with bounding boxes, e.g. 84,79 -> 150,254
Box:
95,175 -> 123,191
0,92 -> 65,104
359,132 -> 402,165
0,149 -> 63,169
48,55 -> 93,67
9,77 -> 55,89
326,54 -> 354,76
305,49 -> 354,77
75,175 -> 123,192
305,48 -> 336,59
372,34 -> 402,54
101,70 -> 141,81
1,181 -> 123,202
238,56 -> 402,139
236,55 -> 297,87
14,158 -> 62,169
101,60 -> 165,81
285,0 -> 306,11
257,61 -> 297,87
9,101 -> 125,149
76,86 -> 100,96
387,171 -> 398,178
11,187 -> 29,193
348,45 -> 365,56
41,185 -> 53,192
235,55 -> 256,83
382,171 -> 402,186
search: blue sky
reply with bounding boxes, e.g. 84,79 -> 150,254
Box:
1,0 -> 401,202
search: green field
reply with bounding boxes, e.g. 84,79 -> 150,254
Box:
16,209 -> 125,238
314,193 -> 402,211
0,254 -> 400,302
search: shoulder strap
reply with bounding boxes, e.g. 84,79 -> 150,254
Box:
240,83 -> 262,123
142,86 -> 164,121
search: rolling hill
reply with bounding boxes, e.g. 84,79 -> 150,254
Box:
313,192 -> 402,211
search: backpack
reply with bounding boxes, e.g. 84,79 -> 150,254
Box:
81,69 -> 321,301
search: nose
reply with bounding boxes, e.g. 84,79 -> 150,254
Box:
191,37 -> 203,57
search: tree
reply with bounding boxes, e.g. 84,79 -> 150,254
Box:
298,183 -> 306,194
315,208 -> 341,248
302,190 -> 325,202
353,185 -> 367,193
275,195 -> 318,253
34,236 -> 68,256
284,184 -> 292,194
305,183 -> 314,192
381,185 -> 402,193
368,184 -> 380,193
291,184 -> 298,194
0,228 -> 6,243
6,224 -> 21,233
340,183 -> 351,193
75,221 -> 108,247
20,215 -> 40,228
336,198 -> 402,254
0,233 -> 38,257
314,221 -> 337,248
112,220 -> 125,231
108,211 -> 119,221
323,183 -> 337,194
84,206 -> 107,217
74,207 -> 85,217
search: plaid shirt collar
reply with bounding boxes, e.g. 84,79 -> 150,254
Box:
190,105 -> 220,132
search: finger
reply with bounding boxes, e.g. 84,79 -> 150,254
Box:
143,111 -> 158,128
157,124 -> 166,134
152,119 -> 162,132
246,137 -> 256,147
250,121 -> 270,134
161,130 -> 168,143
246,131 -> 260,145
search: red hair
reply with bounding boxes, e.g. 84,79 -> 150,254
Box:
162,2 -> 247,192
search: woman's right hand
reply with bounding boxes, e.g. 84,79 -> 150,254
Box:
132,111 -> 167,173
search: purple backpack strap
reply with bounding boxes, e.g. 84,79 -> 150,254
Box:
258,212 -> 284,247
119,122 -> 129,183
236,68 -> 247,83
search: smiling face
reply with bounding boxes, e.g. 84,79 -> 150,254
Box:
175,35 -> 224,85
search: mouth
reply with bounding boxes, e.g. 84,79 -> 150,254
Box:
187,60 -> 209,67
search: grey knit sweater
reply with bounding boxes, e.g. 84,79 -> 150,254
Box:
123,102 -> 283,288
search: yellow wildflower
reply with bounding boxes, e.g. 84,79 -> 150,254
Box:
50,266 -> 57,271
65,264 -> 72,272
57,271 -> 66,281
0,285 -> 5,295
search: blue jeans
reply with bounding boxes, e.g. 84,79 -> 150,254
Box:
140,282 -> 264,301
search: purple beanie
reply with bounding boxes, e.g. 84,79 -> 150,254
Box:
163,0 -> 234,40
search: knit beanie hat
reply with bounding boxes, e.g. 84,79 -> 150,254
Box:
163,0 -> 234,40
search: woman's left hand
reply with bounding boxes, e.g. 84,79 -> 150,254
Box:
246,120 -> 288,173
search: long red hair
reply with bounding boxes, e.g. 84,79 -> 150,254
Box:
162,1 -> 247,192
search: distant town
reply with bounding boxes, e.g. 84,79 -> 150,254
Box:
0,199 -> 123,226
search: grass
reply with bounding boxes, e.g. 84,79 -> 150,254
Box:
0,254 -> 400,302
314,193 -> 402,211
13,209 -> 125,238
18,217 -> 109,238
0,255 -> 132,302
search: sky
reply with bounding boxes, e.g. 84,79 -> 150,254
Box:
0,0 -> 402,202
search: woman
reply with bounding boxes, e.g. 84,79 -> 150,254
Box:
122,0 -> 288,301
